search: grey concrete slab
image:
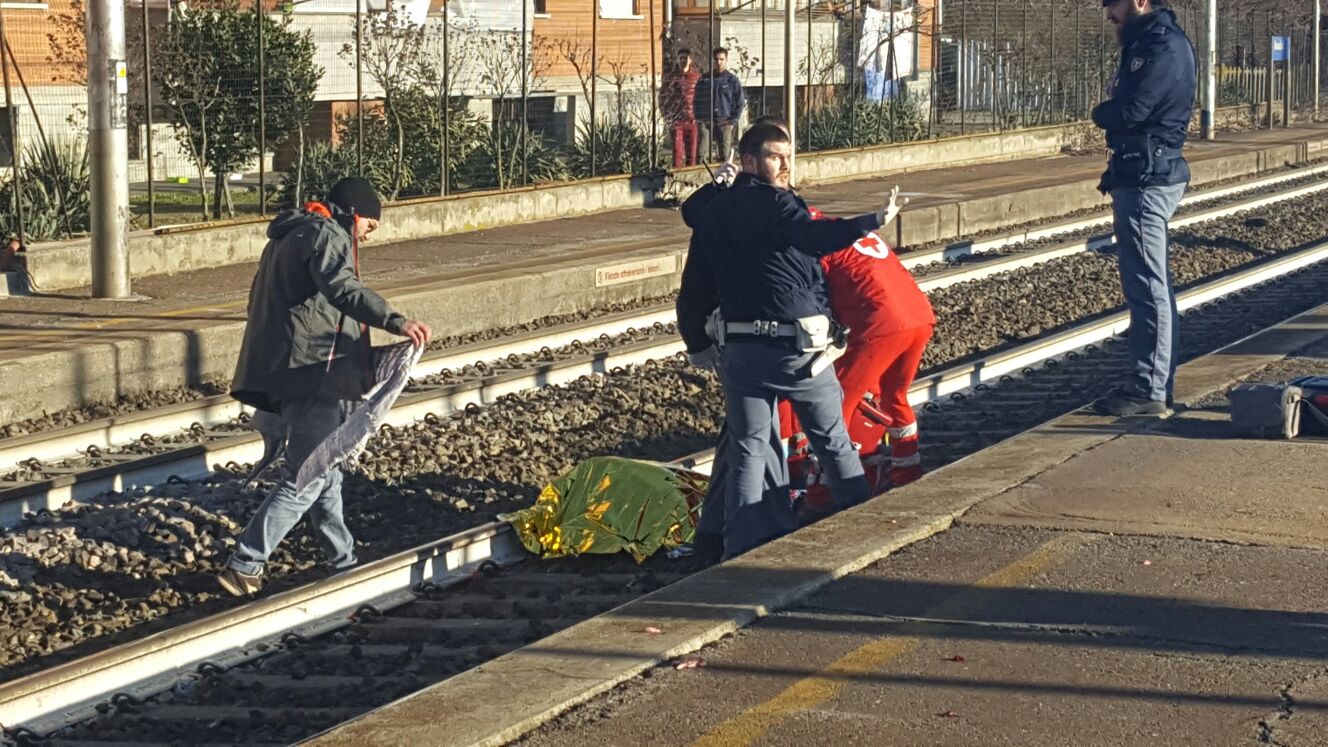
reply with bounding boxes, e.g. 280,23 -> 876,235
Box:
966,433 -> 1328,548
521,528 -> 1328,747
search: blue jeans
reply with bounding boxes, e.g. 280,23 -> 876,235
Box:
1111,182 -> 1187,402
719,340 -> 869,557
228,398 -> 357,575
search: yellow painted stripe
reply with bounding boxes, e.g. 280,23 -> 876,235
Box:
692,533 -> 1095,747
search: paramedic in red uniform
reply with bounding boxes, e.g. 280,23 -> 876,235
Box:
787,203 -> 935,492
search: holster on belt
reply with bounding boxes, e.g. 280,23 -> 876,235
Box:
705,307 -> 726,347
796,314 -> 848,377
1104,134 -> 1182,191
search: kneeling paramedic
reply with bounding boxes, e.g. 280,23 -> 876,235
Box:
678,123 -> 896,558
220,177 -> 432,597
1091,0 -> 1195,416
783,197 -> 934,509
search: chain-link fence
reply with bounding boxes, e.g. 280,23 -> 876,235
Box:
0,0 -> 1323,242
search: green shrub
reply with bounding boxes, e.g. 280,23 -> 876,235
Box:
806,91 -> 929,152
461,120 -> 569,191
0,138 -> 92,240
566,120 -> 661,179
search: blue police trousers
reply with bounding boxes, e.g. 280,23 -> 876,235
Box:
228,398 -> 358,576
1111,182 -> 1186,403
719,341 -> 870,558
695,418 -> 792,559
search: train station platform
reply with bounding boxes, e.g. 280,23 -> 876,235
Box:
311,304 -> 1328,746
4,123 -> 1328,423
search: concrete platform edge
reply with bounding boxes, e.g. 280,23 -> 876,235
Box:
304,301 -> 1328,747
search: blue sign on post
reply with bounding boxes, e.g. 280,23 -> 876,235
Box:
1272,36 -> 1290,63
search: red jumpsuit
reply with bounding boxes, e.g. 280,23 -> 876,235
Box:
781,207 -> 936,497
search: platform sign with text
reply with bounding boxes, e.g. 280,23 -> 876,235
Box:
1272,36 -> 1290,63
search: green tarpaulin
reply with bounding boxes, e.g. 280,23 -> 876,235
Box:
498,456 -> 708,564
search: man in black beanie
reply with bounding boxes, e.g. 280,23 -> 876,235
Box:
220,177 -> 431,596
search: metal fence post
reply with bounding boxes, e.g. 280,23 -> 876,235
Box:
784,0 -> 796,181
258,1 -> 267,213
959,0 -> 967,133
849,0 -> 858,145
440,0 -> 449,197
1267,11 -> 1275,128
804,0 -> 812,151
928,0 -> 939,138
141,0 -> 155,226
1284,14 -> 1292,127
1020,0 -> 1028,127
1202,0 -> 1216,139
992,0 -> 999,130
355,0 -> 364,174
1315,0 -> 1321,117
649,0 -> 658,168
591,0 -> 599,175
706,0 -> 717,161
0,10 -> 19,246
760,0 -> 767,117
521,0 -> 529,186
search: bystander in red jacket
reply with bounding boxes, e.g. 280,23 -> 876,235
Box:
661,51 -> 701,168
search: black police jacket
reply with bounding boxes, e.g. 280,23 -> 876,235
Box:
676,173 -> 880,354
1091,9 -> 1196,191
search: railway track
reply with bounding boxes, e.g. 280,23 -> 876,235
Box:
5,163 -> 1327,528
6,234 -> 1328,743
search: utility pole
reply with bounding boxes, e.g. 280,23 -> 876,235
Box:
1202,0 -> 1217,140
86,0 -> 131,298
784,0 -> 796,184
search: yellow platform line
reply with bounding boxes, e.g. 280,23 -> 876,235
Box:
692,533 -> 1096,747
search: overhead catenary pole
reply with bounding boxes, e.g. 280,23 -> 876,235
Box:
86,0 -> 131,298
1202,0 -> 1216,139
784,0 -> 796,183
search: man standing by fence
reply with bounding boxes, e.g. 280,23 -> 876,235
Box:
1091,0 -> 1196,417
694,47 -> 745,162
663,48 -> 702,168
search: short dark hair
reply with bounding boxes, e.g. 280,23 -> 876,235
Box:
753,114 -> 789,133
739,123 -> 789,160
677,47 -> 692,57
713,47 -> 728,57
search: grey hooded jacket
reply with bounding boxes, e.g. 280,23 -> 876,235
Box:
231,204 -> 406,413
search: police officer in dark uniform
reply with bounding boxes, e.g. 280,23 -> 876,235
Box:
1091,0 -> 1196,416
677,123 -> 893,558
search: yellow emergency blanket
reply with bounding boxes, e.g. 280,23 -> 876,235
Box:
498,456 -> 708,564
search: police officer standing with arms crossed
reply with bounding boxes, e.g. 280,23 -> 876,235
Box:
678,123 -> 903,557
1091,0 -> 1196,417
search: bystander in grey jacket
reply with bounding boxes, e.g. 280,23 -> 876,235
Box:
218,178 -> 421,598
231,202 -> 407,414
